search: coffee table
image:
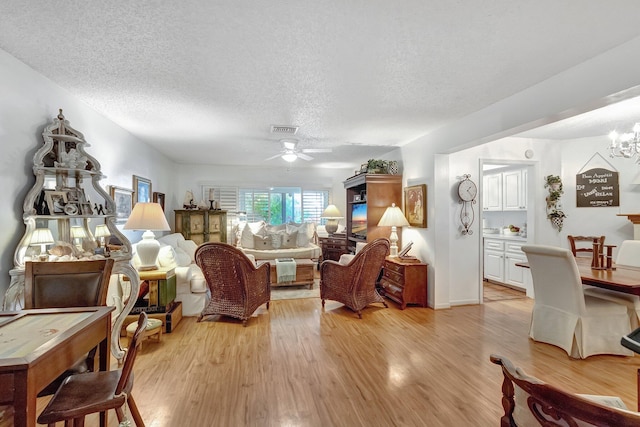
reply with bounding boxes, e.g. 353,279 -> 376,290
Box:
267,259 -> 315,289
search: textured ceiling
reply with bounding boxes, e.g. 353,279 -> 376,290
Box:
3,1 -> 640,168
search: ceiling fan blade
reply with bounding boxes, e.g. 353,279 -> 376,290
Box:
297,152 -> 314,161
264,153 -> 282,161
301,148 -> 332,153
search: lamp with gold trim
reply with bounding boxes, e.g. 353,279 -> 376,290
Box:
377,203 -> 409,257
124,202 -> 171,270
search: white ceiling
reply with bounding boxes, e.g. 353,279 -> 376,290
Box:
3,1 -> 640,168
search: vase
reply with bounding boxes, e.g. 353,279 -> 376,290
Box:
388,161 -> 399,175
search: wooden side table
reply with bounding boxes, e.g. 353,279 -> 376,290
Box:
379,257 -> 428,309
319,234 -> 350,264
123,268 -> 182,334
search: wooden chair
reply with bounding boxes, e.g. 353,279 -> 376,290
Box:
24,259 -> 114,396
195,242 -> 270,326
567,234 -> 605,258
38,312 -> 148,427
490,354 -> 640,426
320,238 -> 390,318
521,244 -> 632,358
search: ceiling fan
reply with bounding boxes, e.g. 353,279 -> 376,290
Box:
265,139 -> 332,162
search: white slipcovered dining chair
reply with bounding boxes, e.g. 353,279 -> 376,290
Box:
583,240 -> 640,329
522,245 -> 633,359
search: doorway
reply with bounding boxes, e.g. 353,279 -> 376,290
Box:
480,159 -> 536,303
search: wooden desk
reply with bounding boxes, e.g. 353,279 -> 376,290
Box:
0,306 -> 114,427
516,259 -> 640,296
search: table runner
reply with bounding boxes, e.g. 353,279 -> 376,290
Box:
275,258 -> 296,283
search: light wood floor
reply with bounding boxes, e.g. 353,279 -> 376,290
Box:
4,292 -> 640,426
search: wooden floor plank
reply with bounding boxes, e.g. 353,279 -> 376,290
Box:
3,293 -> 640,426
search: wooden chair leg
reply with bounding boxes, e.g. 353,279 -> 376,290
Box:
128,394 -> 145,427
116,406 -> 126,422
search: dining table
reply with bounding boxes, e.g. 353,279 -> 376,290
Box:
0,305 -> 114,427
516,258 -> 640,296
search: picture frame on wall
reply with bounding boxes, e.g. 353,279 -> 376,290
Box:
109,186 -> 133,223
153,191 -> 165,211
404,184 -> 427,228
133,175 -> 152,205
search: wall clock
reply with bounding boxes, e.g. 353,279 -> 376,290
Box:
458,174 -> 477,235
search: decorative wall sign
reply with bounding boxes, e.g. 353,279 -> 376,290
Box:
576,153 -> 619,207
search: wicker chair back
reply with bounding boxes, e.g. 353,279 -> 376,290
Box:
195,242 -> 270,326
320,238 -> 390,318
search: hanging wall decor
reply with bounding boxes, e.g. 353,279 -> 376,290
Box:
576,152 -> 619,207
457,174 -> 477,235
545,175 -> 566,231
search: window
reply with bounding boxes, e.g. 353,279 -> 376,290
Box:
238,188 -> 329,225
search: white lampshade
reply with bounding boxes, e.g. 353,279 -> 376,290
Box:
321,204 -> 343,234
70,225 -> 88,239
30,228 -> 54,261
94,224 -> 111,238
124,202 -> 171,270
377,203 -> 409,257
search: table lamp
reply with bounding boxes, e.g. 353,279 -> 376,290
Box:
30,227 -> 54,261
94,224 -> 111,256
124,202 -> 171,270
70,225 -> 88,250
377,203 -> 409,257
321,204 -> 343,234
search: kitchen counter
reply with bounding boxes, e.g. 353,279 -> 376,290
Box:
483,234 -> 527,241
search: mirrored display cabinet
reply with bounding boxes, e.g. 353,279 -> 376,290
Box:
3,110 -> 139,361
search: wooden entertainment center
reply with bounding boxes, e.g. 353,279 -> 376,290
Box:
344,173 -> 403,252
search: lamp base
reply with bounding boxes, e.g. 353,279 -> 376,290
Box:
136,230 -> 160,271
325,220 -> 339,235
389,227 -> 399,257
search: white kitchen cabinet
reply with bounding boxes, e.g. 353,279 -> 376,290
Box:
503,169 -> 527,211
483,169 -> 527,211
484,237 -> 532,296
482,173 -> 502,211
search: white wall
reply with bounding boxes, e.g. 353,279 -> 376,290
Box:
399,35 -> 640,309
0,48 -> 175,297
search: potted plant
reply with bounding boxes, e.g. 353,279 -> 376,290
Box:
544,175 -> 566,231
367,159 -> 389,174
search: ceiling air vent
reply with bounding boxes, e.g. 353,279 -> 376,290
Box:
271,125 -> 298,135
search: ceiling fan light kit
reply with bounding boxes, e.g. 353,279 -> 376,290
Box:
265,137 -> 332,162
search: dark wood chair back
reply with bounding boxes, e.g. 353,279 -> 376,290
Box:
116,312 -> 147,396
24,259 -> 114,309
490,354 -> 640,426
567,235 -> 605,257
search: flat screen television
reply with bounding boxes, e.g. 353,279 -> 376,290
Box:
351,203 -> 367,238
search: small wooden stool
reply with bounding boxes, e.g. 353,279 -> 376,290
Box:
126,317 -> 162,349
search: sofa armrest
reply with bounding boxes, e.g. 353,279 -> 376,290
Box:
174,264 -> 207,294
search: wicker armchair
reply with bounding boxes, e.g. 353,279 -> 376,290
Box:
320,238 -> 390,318
195,242 -> 270,326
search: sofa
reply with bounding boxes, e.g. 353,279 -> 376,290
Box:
232,221 -> 321,260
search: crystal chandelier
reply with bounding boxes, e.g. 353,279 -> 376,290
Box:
609,123 -> 640,162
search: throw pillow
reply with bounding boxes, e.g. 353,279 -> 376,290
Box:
286,222 -> 313,247
240,224 -> 254,248
178,239 -> 198,262
281,231 -> 298,249
253,234 -> 273,250
157,245 -> 178,268
173,247 -> 192,267
269,232 -> 283,249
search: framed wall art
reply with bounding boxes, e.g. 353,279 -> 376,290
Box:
153,191 -> 165,211
404,184 -> 427,228
133,175 -> 152,205
109,186 -> 133,223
